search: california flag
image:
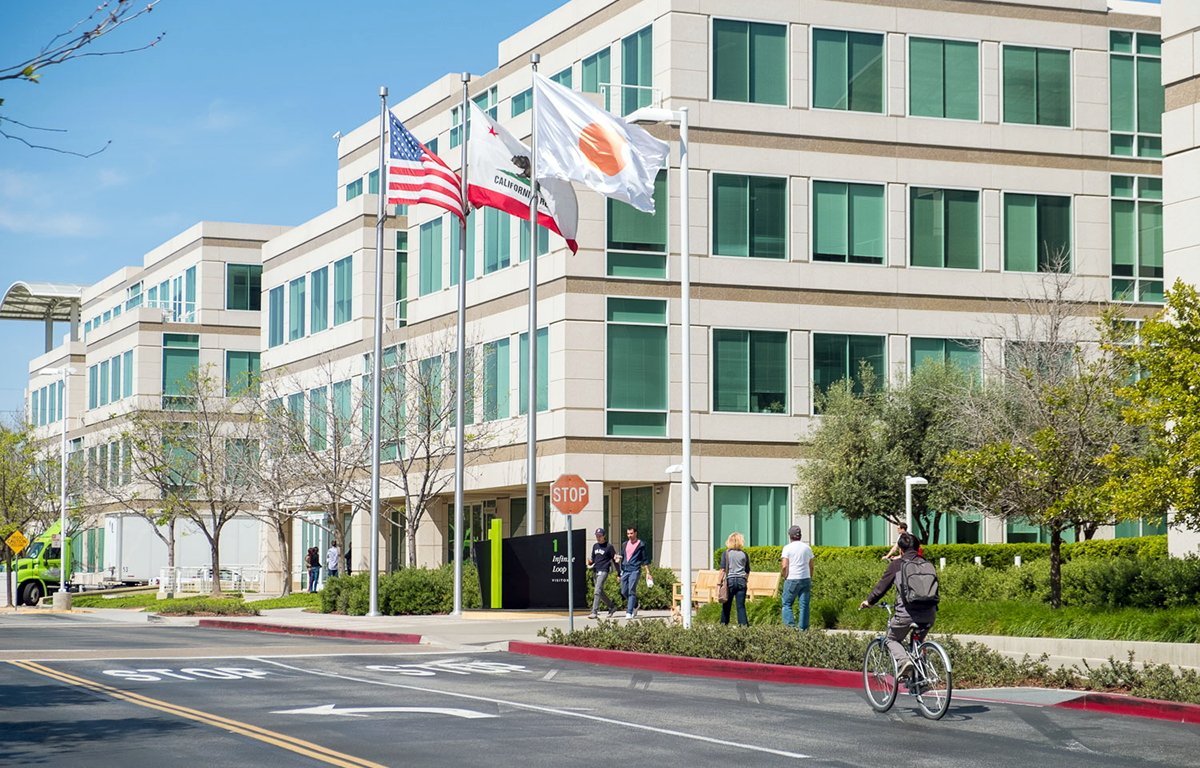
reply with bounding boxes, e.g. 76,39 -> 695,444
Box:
466,100 -> 579,253
532,73 -> 668,213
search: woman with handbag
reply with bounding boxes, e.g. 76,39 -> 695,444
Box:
718,532 -> 751,626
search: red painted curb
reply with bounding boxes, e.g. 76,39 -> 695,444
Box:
508,641 -> 862,689
197,619 -> 422,645
1056,692 -> 1200,725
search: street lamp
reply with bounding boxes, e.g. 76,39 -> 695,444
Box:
905,476 -> 928,535
628,105 -> 691,628
39,366 -> 75,611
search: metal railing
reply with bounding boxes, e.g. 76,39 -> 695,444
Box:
160,564 -> 262,593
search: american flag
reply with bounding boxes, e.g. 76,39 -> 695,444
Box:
387,112 -> 464,219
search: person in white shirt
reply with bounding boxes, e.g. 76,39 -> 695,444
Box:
326,541 -> 340,579
780,525 -> 816,629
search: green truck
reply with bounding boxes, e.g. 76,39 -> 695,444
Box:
7,522 -> 72,606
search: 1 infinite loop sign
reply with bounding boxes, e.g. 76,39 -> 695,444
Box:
550,474 -> 589,515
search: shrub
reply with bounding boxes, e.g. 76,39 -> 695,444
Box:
323,564 -> 483,616
154,597 -> 256,616
1061,556 -> 1200,610
587,566 -> 676,611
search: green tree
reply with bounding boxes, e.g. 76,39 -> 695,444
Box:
1103,280 -> 1200,533
798,361 -> 977,544
0,422 -> 40,606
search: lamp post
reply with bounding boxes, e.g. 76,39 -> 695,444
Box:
40,366 -> 75,611
905,475 -> 928,535
628,105 -> 691,628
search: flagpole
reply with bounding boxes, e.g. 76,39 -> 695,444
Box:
452,71 -> 471,616
526,52 -> 540,536
368,85 -> 387,617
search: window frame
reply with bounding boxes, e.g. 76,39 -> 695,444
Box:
809,331 -> 887,413
809,177 -> 888,266
710,484 -> 792,549
709,16 -> 790,108
605,167 -> 669,279
605,295 -> 669,438
1108,29 -> 1163,159
905,183 -> 983,271
904,34 -> 982,123
710,170 -> 790,261
709,326 -> 790,415
1000,190 -> 1074,274
809,25 -> 887,115
999,42 -> 1074,130
1110,174 -> 1163,304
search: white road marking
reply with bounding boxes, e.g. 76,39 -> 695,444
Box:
253,657 -> 810,760
540,669 -> 558,681
274,704 -> 494,719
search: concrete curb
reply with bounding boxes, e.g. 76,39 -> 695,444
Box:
1055,692 -> 1200,724
196,619 -> 422,645
508,641 -> 861,689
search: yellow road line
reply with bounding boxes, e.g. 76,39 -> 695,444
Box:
10,660 -> 387,768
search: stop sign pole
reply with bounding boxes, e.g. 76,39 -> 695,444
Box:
551,475 -> 589,633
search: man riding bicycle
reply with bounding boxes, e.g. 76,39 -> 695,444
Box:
859,532 -> 937,679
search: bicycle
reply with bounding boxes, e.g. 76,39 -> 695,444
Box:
861,601 -> 953,720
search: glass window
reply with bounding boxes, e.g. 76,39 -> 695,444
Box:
87,366 -> 97,410
420,218 -> 443,295
268,285 -> 284,347
345,178 -> 363,201
450,104 -> 465,149
1111,175 -> 1163,303
909,37 -> 979,120
225,264 -> 262,311
1110,32 -> 1162,158
483,338 -> 510,421
483,208 -> 510,274
621,26 -> 653,116
417,355 -> 443,431
125,282 -> 143,311
473,86 -> 498,119
109,355 -> 122,403
712,329 -> 788,413
310,266 -> 329,333
511,88 -> 531,117
713,19 -> 787,106
582,48 -> 612,105
518,327 -> 549,415
1003,193 -> 1071,272
123,351 -> 133,398
812,28 -> 884,113
162,333 -> 200,408
606,298 -> 667,436
99,360 -> 110,407
909,187 -> 979,269
450,210 -> 477,284
518,215 -> 550,263
395,231 -> 408,326
812,181 -> 885,264
333,256 -> 353,325
287,276 -> 306,341
225,350 -> 260,396
551,67 -> 572,88
309,387 -> 328,450
1002,45 -> 1071,127
368,169 -> 379,195
608,169 -> 667,278
713,486 -> 789,548
812,333 -> 884,409
712,173 -> 787,259
332,379 -> 352,446
910,337 -> 981,379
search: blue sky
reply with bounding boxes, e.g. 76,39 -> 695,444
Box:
0,0 -> 564,416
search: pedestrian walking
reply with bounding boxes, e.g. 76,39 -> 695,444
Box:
587,528 -> 618,618
617,526 -> 650,618
719,532 -> 751,626
305,547 -> 320,593
780,525 -> 815,629
327,541 -> 340,579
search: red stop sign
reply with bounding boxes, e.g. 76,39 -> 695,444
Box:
551,474 -> 589,515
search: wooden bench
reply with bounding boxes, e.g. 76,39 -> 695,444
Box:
672,569 -> 721,608
746,571 -> 781,600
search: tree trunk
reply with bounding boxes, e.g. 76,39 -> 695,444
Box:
164,519 -> 176,598
1049,528 -> 1063,609
209,534 -> 223,598
406,504 -> 418,569
274,514 -> 292,597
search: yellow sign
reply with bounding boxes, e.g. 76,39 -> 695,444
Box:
5,530 -> 29,555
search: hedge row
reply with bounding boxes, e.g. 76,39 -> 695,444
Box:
586,566 -> 677,611
320,564 -> 482,615
540,622 -> 1200,704
717,535 -> 1168,572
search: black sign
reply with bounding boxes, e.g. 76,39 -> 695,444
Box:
474,529 -> 586,609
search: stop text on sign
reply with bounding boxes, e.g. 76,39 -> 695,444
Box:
551,474 -> 589,515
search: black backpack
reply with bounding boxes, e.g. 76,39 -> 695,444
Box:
899,556 -> 940,608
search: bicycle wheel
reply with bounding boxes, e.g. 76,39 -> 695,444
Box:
914,641 -> 953,720
862,637 -> 898,712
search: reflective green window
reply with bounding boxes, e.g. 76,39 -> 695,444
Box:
268,285 -> 284,347
606,298 -> 667,436
419,218 -> 443,296
518,216 -> 549,262
450,210 -> 477,284
287,276 -> 306,341
225,264 -> 262,311
225,351 -> 260,396
582,48 -> 611,104
483,338 -> 510,421
712,174 -> 786,259
1111,175 -> 1163,303
910,338 -> 980,380
345,178 -> 363,201
310,266 -> 328,334
511,88 -> 531,117
162,333 -> 199,408
1110,32 -> 1162,158
333,256 -> 353,325
910,187 -> 979,269
813,181 -> 885,264
395,231 -> 408,326
909,37 -> 979,120
621,26 -> 652,115
1003,45 -> 1070,127
712,330 -> 787,413
483,208 -> 511,274
813,28 -> 884,113
713,19 -> 787,106
309,387 -> 327,450
518,327 -> 549,415
551,68 -> 572,88
1003,193 -> 1071,272
812,333 -> 884,409
713,486 -> 788,548
608,169 -> 667,278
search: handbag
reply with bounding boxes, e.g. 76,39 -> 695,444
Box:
717,576 -> 729,603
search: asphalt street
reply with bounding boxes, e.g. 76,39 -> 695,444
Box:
0,620 -> 1195,767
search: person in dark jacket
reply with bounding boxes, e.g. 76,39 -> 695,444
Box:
587,528 -> 618,619
305,547 -> 321,593
719,532 -> 751,626
617,526 -> 650,618
859,532 -> 937,677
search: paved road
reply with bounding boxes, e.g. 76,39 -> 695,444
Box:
0,620 -> 1195,767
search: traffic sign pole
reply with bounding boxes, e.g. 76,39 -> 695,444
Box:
566,513 -> 573,633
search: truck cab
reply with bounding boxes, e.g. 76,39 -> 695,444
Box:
12,522 -> 72,606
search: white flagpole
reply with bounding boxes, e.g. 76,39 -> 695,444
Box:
368,86 -> 387,616
452,72 -> 471,615
526,53 -> 540,536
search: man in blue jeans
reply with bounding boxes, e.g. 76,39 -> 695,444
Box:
780,525 -> 815,629
617,526 -> 650,618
